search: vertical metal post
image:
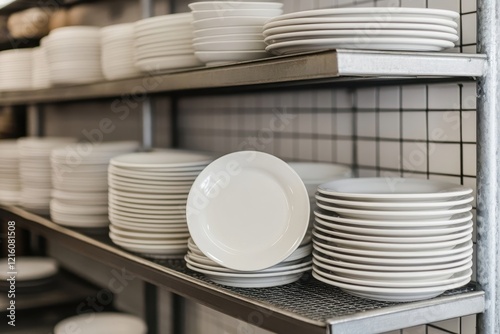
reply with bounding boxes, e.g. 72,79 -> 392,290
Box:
170,96 -> 179,148
476,0 -> 500,333
142,98 -> 154,151
141,0 -> 153,19
144,282 -> 158,334
172,293 -> 185,334
27,104 -> 43,137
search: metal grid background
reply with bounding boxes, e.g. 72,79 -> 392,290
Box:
172,0 -> 479,333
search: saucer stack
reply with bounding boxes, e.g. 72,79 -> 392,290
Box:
0,49 -> 33,91
0,140 -> 21,205
50,141 -> 139,228
134,13 -> 202,73
189,1 -> 283,66
101,23 -> 142,80
18,137 -> 76,214
43,26 -> 104,85
312,177 -> 474,302
32,45 -> 51,89
0,257 -> 58,293
264,7 -> 459,55
108,150 -> 213,258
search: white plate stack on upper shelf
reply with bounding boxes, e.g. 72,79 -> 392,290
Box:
186,151 -> 312,288
134,13 -> 202,73
0,49 -> 33,91
312,178 -> 474,302
263,7 -> 459,55
108,150 -> 213,259
18,137 -> 76,214
50,141 -> 139,229
43,26 -> 104,85
0,140 -> 21,205
101,23 -> 142,80
189,1 -> 283,66
32,44 -> 51,89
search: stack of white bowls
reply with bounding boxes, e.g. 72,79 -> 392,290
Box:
0,140 -> 21,205
101,23 -> 142,80
108,150 -> 213,258
50,141 -> 139,229
312,177 -> 474,302
32,45 -> 51,89
190,1 -> 283,66
134,13 -> 202,73
0,49 -> 33,91
186,236 -> 312,288
18,137 -> 76,214
43,26 -> 104,85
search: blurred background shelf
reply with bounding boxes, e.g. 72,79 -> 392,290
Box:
0,205 -> 485,334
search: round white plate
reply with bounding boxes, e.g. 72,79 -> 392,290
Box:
54,313 -> 146,334
108,188 -> 188,200
192,16 -> 272,30
110,221 -> 187,233
317,202 -> 472,220
110,151 -> 211,168
108,174 -> 192,186
318,178 -> 472,200
108,207 -> 185,219
192,8 -> 282,21
194,40 -> 266,52
315,194 -> 473,210
0,257 -> 58,281
195,50 -> 269,66
187,151 -> 309,271
314,242 -> 473,266
268,8 -> 459,23
186,261 -> 312,278
314,222 -> 473,243
109,212 -> 186,225
314,210 -> 472,228
111,239 -> 188,255
314,217 -> 473,237
263,22 -> 458,37
266,37 -> 455,55
189,1 -> 283,11
265,29 -> 458,44
194,25 -> 264,38
194,34 -> 264,44
312,269 -> 470,302
313,230 -> 472,251
109,232 -> 188,244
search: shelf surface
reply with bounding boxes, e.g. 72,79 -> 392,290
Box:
0,205 -> 485,334
0,50 -> 486,105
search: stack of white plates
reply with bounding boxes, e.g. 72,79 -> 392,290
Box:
108,150 -> 213,258
18,137 -> 76,214
43,26 -> 104,85
50,141 -> 139,228
101,23 -> 142,80
264,7 -> 459,55
0,140 -> 21,205
0,49 -> 32,91
186,236 -> 312,288
190,1 -> 283,66
134,13 -> 202,73
312,177 -> 474,302
0,257 -> 58,292
55,313 -> 147,334
32,45 -> 51,89
186,151 -> 311,286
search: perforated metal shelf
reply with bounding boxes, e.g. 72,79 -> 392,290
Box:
0,206 -> 485,334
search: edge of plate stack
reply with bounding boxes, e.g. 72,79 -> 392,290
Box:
189,1 -> 283,66
312,177 -> 474,302
50,141 -> 139,229
0,140 -> 21,205
32,44 -> 51,89
0,49 -> 33,92
0,257 -> 58,293
108,150 -> 213,259
263,7 -> 459,55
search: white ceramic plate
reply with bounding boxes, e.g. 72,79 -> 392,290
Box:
263,22 -> 458,37
317,202 -> 472,220
192,9 -> 283,21
314,222 -> 473,244
109,211 -> 186,224
267,8 -> 459,23
194,26 -> 265,38
111,239 -> 188,256
194,40 -> 266,52
192,16 -> 273,30
109,232 -> 188,245
314,242 -> 473,266
265,29 -> 458,44
109,188 -> 188,200
189,1 -> 283,11
54,313 -> 146,334
314,217 -> 473,237
110,221 -> 187,233
318,178 -> 472,200
194,34 -> 264,43
313,239 -> 473,258
0,257 -> 58,281
266,37 -> 455,55
315,194 -> 473,210
187,151 -> 309,271
195,50 -> 269,66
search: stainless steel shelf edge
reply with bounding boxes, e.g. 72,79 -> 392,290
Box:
0,205 -> 485,334
326,290 -> 485,334
0,51 -> 486,105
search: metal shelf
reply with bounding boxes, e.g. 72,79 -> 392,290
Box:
0,50 -> 486,106
0,205 -> 485,334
